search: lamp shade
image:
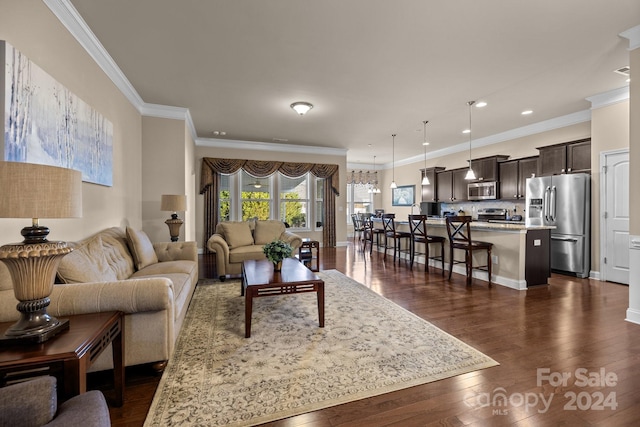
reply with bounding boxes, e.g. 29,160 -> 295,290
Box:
0,161 -> 82,219
161,194 -> 187,212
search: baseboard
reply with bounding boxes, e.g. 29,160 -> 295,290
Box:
626,308 -> 640,325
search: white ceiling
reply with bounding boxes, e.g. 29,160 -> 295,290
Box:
66,0 -> 638,167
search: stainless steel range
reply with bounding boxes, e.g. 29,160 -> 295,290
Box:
477,208 -> 507,222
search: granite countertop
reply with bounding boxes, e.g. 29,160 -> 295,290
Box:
424,218 -> 555,231
371,217 -> 554,231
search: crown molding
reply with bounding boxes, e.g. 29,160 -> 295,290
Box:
586,86 -> 630,109
140,103 -> 197,139
196,137 -> 348,157
620,25 -> 640,50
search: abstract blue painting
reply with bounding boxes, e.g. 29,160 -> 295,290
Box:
2,41 -> 113,186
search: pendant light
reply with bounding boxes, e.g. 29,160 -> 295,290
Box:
389,134 -> 397,189
464,100 -> 477,180
368,155 -> 381,193
421,120 -> 430,185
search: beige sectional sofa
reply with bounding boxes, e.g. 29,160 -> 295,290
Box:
207,219 -> 302,281
0,226 -> 198,372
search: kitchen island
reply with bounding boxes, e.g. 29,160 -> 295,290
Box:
373,218 -> 554,290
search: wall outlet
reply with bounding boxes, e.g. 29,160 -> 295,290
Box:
492,255 -> 499,264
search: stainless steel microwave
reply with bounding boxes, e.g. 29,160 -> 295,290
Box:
468,181 -> 498,200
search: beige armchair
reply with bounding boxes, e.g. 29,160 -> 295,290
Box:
207,219 -> 302,281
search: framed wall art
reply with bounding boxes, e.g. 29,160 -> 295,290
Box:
392,185 -> 414,206
2,41 -> 113,186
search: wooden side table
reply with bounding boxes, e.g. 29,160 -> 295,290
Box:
0,311 -> 124,407
297,238 -> 320,272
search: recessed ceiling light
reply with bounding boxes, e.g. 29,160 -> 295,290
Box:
475,101 -> 488,108
462,129 -> 471,134
521,110 -> 533,115
212,131 -> 226,136
422,142 -> 429,146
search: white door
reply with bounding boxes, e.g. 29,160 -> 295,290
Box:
602,150 -> 629,284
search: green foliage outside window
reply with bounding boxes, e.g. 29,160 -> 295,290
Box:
219,181 -> 310,227
282,193 -> 305,227
242,191 -> 271,220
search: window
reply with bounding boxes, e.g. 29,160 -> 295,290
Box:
347,184 -> 372,223
279,175 -> 308,228
315,178 -> 324,229
220,170 -> 322,230
241,170 -> 271,220
219,174 -> 231,221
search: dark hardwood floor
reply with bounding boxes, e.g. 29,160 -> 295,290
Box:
90,244 -> 640,426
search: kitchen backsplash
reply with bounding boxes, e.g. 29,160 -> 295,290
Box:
440,200 -> 526,218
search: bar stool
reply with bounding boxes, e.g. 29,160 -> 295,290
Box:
408,214 -> 445,274
445,215 -> 493,285
382,214 -> 411,264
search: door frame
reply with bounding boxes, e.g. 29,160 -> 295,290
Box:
599,148 -> 630,283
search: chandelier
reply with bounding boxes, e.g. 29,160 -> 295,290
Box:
347,156 -> 380,193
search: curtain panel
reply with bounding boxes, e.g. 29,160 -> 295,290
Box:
200,158 -> 340,251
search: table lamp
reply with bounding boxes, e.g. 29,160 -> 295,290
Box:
0,161 -> 82,342
161,194 -> 187,242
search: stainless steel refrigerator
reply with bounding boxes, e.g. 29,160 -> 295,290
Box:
525,173 -> 590,278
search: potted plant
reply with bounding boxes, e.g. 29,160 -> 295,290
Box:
263,240 -> 293,271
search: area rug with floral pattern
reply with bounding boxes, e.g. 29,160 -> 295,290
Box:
144,269 -> 498,426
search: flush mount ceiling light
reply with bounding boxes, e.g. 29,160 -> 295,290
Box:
390,134 -> 397,189
464,101 -> 477,181
421,121 -> 430,185
290,102 -> 313,116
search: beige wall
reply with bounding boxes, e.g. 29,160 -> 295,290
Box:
0,1 -> 143,245
195,144 -> 348,249
591,100 -> 630,272
141,117 -> 194,243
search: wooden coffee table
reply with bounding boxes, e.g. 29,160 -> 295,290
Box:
241,258 -> 324,338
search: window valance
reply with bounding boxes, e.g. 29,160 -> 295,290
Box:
200,158 -> 340,196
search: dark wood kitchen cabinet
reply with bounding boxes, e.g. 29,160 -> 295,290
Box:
420,167 -> 444,202
537,138 -> 590,175
468,155 -> 509,182
499,156 -> 538,200
437,168 -> 468,202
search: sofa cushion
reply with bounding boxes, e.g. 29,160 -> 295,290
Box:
57,235 -> 118,284
126,227 -> 158,270
229,245 -> 267,264
130,271 -> 193,321
99,228 -> 136,280
220,222 -> 254,248
253,220 -> 286,245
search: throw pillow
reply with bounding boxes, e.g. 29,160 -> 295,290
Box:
57,235 -> 118,284
253,220 -> 285,245
126,227 -> 159,270
220,222 -> 254,248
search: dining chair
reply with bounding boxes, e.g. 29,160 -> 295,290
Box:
382,213 -> 411,264
351,213 -> 365,242
445,215 -> 493,285
408,214 -> 445,274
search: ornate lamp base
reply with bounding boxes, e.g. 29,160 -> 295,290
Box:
165,215 -> 184,242
0,240 -> 73,343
